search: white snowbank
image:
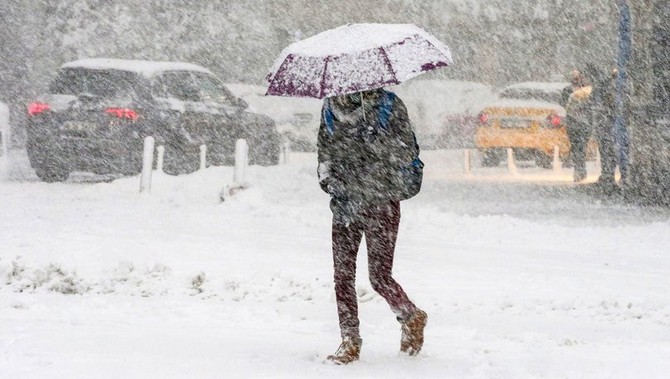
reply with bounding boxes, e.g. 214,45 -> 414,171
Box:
1,150 -> 669,378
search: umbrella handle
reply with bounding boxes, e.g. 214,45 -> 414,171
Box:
361,91 -> 365,122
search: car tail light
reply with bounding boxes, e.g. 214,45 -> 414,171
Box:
478,112 -> 490,126
28,102 -> 51,116
105,108 -> 139,121
545,113 -> 563,128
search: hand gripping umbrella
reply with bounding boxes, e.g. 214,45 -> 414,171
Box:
265,23 -> 453,99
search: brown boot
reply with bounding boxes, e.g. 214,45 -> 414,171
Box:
326,336 -> 362,365
400,309 -> 427,356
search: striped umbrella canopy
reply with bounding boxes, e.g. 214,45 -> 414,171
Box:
266,23 -> 453,99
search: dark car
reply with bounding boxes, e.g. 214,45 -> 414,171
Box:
26,58 -> 280,182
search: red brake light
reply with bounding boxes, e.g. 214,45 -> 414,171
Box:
105,108 -> 139,121
478,112 -> 490,125
546,114 -> 563,128
28,102 -> 51,116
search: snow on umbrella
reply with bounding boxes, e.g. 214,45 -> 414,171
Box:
265,23 -> 453,99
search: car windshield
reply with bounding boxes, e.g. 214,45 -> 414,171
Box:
191,73 -> 236,104
499,87 -> 562,104
49,68 -> 141,98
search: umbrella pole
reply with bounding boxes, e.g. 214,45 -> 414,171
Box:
361,91 -> 365,122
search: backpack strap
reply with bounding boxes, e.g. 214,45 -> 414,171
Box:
377,91 -> 396,131
323,99 -> 335,136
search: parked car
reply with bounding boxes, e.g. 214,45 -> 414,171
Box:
26,58 -> 280,182
393,80 -> 497,149
225,83 -> 321,152
474,82 -> 570,168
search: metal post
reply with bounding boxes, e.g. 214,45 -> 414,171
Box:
463,149 -> 472,174
552,145 -> 562,173
140,136 -> 155,193
156,145 -> 164,172
199,144 -> 207,171
282,140 -> 290,164
0,103 -> 9,180
507,148 -> 518,175
234,139 -> 249,184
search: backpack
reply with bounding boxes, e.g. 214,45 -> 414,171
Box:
323,91 -> 424,201
378,91 -> 424,201
397,142 -> 424,201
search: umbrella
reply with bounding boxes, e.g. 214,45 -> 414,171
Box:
265,23 -> 453,99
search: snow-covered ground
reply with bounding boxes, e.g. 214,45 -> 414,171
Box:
1,149 -> 669,379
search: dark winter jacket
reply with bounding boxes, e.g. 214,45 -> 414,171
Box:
565,85 -> 593,132
317,89 -> 420,217
590,74 -> 617,136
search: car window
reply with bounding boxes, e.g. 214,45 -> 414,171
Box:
500,87 -> 562,104
191,73 -> 236,105
49,68 -> 140,98
152,71 -> 200,102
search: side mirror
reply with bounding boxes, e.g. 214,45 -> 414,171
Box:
236,98 -> 248,110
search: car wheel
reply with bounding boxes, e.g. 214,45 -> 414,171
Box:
480,149 -> 502,167
535,154 -> 553,169
162,143 -> 200,175
253,149 -> 280,166
34,163 -> 69,182
249,135 -> 280,166
252,141 -> 280,166
206,141 -> 234,166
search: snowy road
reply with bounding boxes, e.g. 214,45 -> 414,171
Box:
1,149 -> 669,378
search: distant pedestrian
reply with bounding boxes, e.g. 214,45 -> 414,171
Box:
590,67 -> 620,189
561,69 -> 584,108
565,70 -> 592,182
317,88 -> 426,365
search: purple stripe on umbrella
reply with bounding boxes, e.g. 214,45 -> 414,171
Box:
379,47 -> 400,86
421,61 -> 449,72
418,38 -> 451,72
267,54 -> 321,98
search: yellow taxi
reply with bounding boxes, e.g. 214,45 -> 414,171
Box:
474,82 -> 570,168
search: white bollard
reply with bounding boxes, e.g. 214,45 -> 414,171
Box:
281,140 -> 290,165
140,136 -> 155,193
221,139 -> 250,202
463,149 -> 472,174
507,148 -> 518,175
200,144 -> 207,171
552,145 -> 562,173
0,103 -> 9,180
233,139 -> 249,184
156,145 -> 165,172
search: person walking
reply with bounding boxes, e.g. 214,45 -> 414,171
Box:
565,70 -> 593,182
317,88 -> 426,365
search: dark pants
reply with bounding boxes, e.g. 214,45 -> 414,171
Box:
566,120 -> 592,181
594,122 -> 617,183
332,200 -> 417,339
